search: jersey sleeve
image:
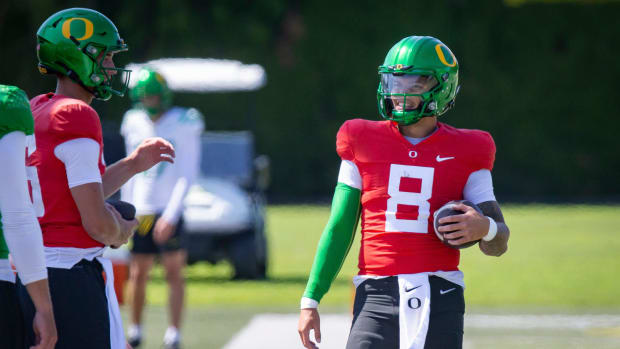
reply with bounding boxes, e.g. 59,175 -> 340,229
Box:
54,138 -> 103,187
463,169 -> 496,204
0,85 -> 34,138
471,131 -> 496,171
336,120 -> 355,161
50,102 -> 102,145
160,110 -> 203,224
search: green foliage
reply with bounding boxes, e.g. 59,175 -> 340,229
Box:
1,1 -> 619,200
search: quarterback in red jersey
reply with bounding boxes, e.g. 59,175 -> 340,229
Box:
298,36 -> 510,349
27,94 -> 108,249
17,8 -> 175,349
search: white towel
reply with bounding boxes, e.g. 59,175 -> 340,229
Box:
398,274 -> 431,349
96,256 -> 125,349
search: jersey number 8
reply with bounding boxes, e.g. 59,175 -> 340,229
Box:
385,164 -> 434,234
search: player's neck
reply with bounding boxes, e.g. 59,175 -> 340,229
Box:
398,116 -> 438,138
55,76 -> 94,104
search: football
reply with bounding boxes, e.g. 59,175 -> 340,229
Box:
106,200 -> 136,221
433,200 -> 482,249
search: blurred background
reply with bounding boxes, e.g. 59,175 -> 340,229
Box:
2,0 -> 620,348
3,0 -> 619,202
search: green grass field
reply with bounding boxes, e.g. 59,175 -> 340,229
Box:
124,204 -> 620,348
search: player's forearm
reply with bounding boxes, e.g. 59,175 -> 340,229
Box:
25,279 -> 54,313
477,201 -> 510,257
479,223 -> 509,256
102,157 -> 138,199
70,183 -> 123,245
82,206 -> 122,245
2,212 -> 48,284
161,177 -> 189,225
161,139 -> 200,223
302,183 -> 361,305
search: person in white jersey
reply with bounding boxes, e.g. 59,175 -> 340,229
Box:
121,67 -> 204,349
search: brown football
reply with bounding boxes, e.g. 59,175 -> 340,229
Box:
433,200 -> 482,249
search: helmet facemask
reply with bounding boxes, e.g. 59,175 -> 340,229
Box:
378,73 -> 440,125
88,45 -> 131,100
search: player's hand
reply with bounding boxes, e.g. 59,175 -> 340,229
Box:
30,308 -> 57,349
126,341 -> 133,349
127,137 -> 175,174
153,217 -> 175,245
106,203 -> 138,247
438,203 -> 489,245
298,308 -> 321,349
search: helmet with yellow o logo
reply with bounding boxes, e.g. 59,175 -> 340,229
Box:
36,8 -> 131,101
377,36 -> 460,125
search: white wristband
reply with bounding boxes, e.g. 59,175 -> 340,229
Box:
300,297 -> 319,309
483,216 -> 498,241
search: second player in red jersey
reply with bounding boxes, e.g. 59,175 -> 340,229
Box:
27,93 -> 106,248
17,8 -> 176,349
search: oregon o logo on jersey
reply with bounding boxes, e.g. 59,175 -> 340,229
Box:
62,18 -> 94,41
434,44 -> 457,67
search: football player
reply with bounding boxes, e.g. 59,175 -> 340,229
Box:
297,36 -> 510,349
16,8 -> 175,349
121,67 -> 204,349
0,85 -> 57,349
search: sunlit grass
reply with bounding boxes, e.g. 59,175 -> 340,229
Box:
141,204 -> 620,309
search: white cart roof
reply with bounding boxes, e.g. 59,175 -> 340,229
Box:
125,58 -> 266,92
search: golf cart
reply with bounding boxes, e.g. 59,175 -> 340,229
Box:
121,58 -> 269,279
183,131 -> 269,278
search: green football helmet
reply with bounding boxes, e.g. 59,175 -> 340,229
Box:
0,85 -> 34,137
36,8 -> 131,101
129,67 -> 172,116
377,36 -> 460,125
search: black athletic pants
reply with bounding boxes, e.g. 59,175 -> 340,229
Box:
17,259 -> 111,349
347,275 -> 464,349
0,280 -> 25,349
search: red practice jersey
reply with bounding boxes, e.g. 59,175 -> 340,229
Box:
26,93 -> 106,248
337,119 -> 495,276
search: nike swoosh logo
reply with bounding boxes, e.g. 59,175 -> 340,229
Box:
440,288 -> 456,295
436,155 -> 455,162
404,285 -> 421,293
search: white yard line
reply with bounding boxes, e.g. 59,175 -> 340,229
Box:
222,314 -> 350,349
222,313 -> 620,349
